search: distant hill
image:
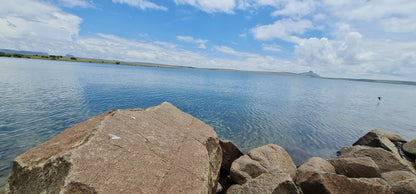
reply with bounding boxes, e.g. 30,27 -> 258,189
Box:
298,71 -> 321,77
0,49 -> 48,56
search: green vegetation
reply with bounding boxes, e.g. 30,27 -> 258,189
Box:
0,52 -> 130,66
0,52 -> 185,69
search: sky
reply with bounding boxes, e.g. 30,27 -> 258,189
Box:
1,0 -> 416,81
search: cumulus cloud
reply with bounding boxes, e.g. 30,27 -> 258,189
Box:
2,0 -> 416,81
0,0 -> 300,73
322,0 -> 416,38
325,0 -> 416,22
112,0 -> 167,11
0,0 -> 81,46
295,30 -> 416,80
174,0 -> 236,13
250,19 -> 313,42
176,36 -> 208,49
77,35 -> 298,72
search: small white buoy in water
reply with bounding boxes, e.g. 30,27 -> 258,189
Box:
109,134 -> 121,140
131,116 -> 136,120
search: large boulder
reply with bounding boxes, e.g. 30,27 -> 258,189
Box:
227,172 -> 302,194
230,144 -> 297,184
297,157 -> 335,175
298,172 -> 393,194
353,129 -> 400,156
338,146 -> 415,173
403,139 -> 416,158
391,179 -> 416,194
7,102 -> 222,194
296,157 -> 335,184
328,156 -> 381,178
381,171 -> 416,185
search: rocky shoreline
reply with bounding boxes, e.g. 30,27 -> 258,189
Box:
5,102 -> 416,193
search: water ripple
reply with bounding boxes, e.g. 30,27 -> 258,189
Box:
1,58 -> 416,187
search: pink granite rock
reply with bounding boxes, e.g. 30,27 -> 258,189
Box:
7,102 -> 222,194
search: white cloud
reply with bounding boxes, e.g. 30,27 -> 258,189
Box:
0,0 -> 298,73
271,0 -> 315,17
174,0 -> 236,14
112,0 -> 167,11
214,46 -> 257,57
294,30 -> 416,80
325,0 -> 416,22
79,35 -> 298,72
2,0 -> 416,81
0,0 -> 81,45
59,0 -> 93,8
176,36 -> 193,42
176,35 -> 208,49
250,19 -> 313,42
380,17 -> 416,33
262,44 -> 281,52
154,41 -> 177,49
322,0 -> 416,36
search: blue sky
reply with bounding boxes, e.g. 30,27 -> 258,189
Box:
1,0 -> 416,81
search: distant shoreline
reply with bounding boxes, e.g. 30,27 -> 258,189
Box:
1,51 -> 415,86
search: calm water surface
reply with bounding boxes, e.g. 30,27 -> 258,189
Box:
1,58 -> 416,187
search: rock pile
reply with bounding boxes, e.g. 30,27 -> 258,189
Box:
218,129 -> 416,194
5,103 -> 416,194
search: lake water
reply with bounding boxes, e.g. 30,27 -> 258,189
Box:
1,57 -> 416,188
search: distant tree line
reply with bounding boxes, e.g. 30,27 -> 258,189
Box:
0,52 -> 67,60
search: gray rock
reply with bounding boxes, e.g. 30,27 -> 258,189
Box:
230,155 -> 267,184
220,139 -> 244,175
338,145 -> 415,173
227,172 -> 302,194
403,139 -> 416,158
328,156 -> 381,178
230,144 -> 297,184
298,172 -> 393,194
381,171 -> 416,185
296,157 -> 335,184
353,129 -> 400,156
297,157 -> 335,175
7,102 -> 222,194
391,179 -> 416,194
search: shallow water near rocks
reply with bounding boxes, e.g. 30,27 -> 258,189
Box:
1,58 -> 416,188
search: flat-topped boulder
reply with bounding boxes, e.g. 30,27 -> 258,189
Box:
230,144 -> 297,185
298,172 -> 393,194
353,129 -> 400,156
7,102 -> 222,194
